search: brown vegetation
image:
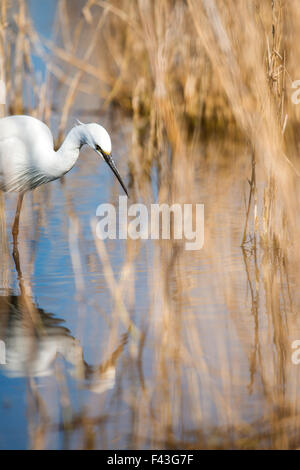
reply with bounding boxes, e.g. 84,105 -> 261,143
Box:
1,0 -> 300,450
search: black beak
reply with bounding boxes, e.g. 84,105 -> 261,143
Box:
102,152 -> 128,197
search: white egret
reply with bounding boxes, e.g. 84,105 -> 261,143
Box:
0,115 -> 128,244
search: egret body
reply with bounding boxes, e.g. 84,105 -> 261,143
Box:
0,115 -> 128,244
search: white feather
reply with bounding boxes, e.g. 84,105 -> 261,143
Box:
0,115 -> 113,193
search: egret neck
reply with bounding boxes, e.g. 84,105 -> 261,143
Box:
56,125 -> 86,175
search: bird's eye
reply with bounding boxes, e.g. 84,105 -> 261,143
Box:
95,145 -> 101,152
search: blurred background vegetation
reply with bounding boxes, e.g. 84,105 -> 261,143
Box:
1,0 -> 300,450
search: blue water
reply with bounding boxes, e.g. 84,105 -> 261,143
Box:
1,0 -> 292,451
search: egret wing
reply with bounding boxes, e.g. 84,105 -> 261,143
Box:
0,115 -> 54,192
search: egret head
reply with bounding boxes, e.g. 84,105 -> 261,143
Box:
78,121 -> 128,197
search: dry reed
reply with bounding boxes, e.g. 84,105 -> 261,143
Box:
1,0 -> 300,450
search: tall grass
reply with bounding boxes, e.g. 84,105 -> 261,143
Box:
1,0 -> 300,449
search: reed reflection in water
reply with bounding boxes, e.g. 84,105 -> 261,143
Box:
1,0 -> 300,450
0,137 -> 299,449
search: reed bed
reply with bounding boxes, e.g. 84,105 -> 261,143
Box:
0,0 -> 300,450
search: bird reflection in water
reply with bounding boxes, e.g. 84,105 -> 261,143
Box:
0,236 -> 127,394
0,292 -> 127,394
0,201 -> 129,449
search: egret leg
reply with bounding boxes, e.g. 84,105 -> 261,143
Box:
12,194 -> 25,288
12,193 -> 24,247
12,192 -> 24,278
